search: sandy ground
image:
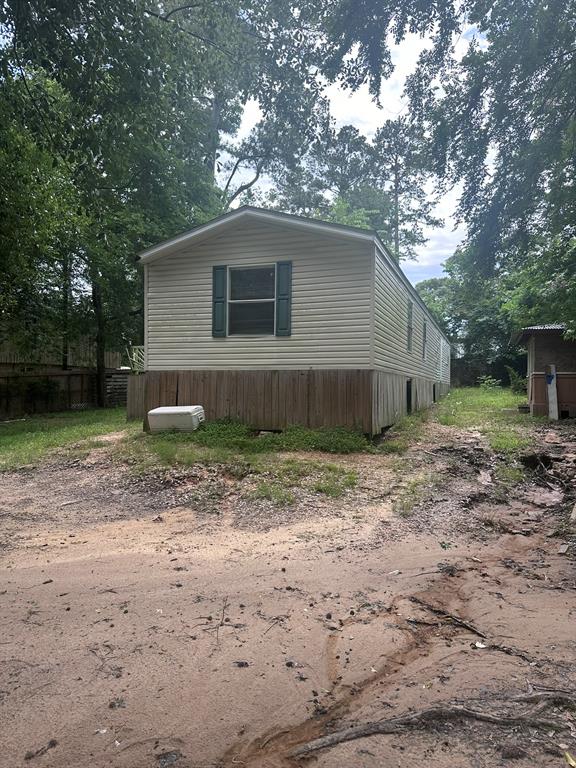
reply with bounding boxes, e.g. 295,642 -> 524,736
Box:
1,421 -> 575,768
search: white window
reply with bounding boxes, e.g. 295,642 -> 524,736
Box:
228,265 -> 276,335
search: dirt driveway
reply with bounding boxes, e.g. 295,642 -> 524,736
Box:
1,420 -> 575,767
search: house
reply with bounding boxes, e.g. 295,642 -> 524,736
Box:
513,324 -> 576,418
130,206 -> 450,434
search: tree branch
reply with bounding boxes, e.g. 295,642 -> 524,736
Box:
163,3 -> 204,20
290,701 -> 571,758
145,9 -> 238,60
224,159 -> 266,207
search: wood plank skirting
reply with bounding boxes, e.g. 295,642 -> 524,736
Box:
128,370 -> 449,434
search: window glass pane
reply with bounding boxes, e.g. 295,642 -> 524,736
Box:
230,267 -> 275,300
229,301 -> 274,335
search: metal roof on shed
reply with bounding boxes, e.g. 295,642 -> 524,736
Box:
512,324 -> 566,345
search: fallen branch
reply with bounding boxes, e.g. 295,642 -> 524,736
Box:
290,704 -> 567,758
486,643 -> 536,664
409,597 -> 487,638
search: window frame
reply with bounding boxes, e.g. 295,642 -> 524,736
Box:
407,300 -> 414,353
227,264 -> 277,337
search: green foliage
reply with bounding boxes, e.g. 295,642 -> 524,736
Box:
147,421 -> 372,455
478,375 -> 502,391
322,1 -> 576,361
437,388 -> 527,428
505,366 -> 527,395
379,409 -> 429,455
436,387 -> 535,457
501,232 -> 576,337
252,116 -> 438,261
0,0 -> 330,369
250,481 -> 295,505
372,117 -> 442,260
312,467 -> 357,497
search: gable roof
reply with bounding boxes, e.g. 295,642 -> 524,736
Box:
138,205 -> 450,345
138,205 -> 386,264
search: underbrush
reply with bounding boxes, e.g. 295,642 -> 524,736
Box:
378,409 -> 430,454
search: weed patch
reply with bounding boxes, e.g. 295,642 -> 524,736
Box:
392,473 -> 433,517
250,482 -> 295,505
379,410 -> 430,455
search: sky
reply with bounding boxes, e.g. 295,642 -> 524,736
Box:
235,32 -> 475,286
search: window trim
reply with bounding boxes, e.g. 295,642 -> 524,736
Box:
422,319 -> 428,360
407,300 -> 414,353
227,264 -> 277,337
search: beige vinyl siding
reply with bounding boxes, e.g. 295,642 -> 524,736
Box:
373,248 -> 450,383
146,221 -> 373,370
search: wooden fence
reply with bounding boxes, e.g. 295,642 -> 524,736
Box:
0,342 -> 122,371
0,369 -> 131,419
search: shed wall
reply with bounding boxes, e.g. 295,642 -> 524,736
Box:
146,221 -> 373,370
533,333 -> 576,372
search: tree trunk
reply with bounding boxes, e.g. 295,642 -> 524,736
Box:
90,268 -> 106,407
61,254 -> 71,370
207,95 -> 222,179
393,157 -> 400,262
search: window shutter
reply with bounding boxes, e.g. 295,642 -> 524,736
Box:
212,265 -> 227,337
275,260 -> 292,336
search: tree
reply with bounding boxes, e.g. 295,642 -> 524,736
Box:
255,117 -> 436,260
372,118 -> 441,260
501,230 -> 576,336
0,0 -> 331,400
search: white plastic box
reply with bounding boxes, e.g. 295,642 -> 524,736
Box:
147,405 -> 205,433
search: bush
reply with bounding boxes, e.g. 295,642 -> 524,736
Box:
477,375 -> 502,391
505,365 -> 527,395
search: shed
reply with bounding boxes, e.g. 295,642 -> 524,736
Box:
131,206 -> 451,433
513,324 -> 576,418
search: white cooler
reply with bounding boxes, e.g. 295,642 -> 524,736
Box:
147,405 -> 205,433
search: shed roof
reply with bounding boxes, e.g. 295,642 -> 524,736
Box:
512,324 -> 566,345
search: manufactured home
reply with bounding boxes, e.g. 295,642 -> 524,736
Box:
129,207 -> 450,433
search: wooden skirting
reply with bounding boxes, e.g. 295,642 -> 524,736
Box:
128,369 -> 449,433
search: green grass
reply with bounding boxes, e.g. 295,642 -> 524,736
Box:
436,387 -> 535,456
164,421 -> 372,454
250,481 -> 296,505
0,408 -> 131,470
378,409 -> 430,454
121,420 -> 372,473
248,460 -> 358,504
436,387 -> 527,429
